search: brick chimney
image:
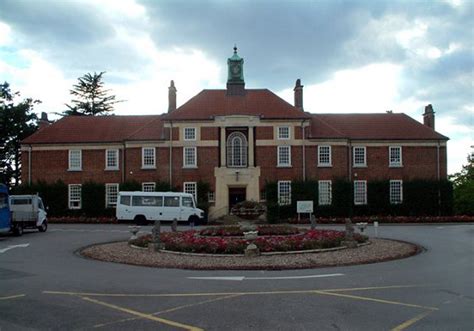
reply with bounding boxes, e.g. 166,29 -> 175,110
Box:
168,80 -> 177,113
294,79 -> 303,111
38,112 -> 51,130
423,104 -> 435,129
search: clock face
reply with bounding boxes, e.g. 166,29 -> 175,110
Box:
232,64 -> 241,75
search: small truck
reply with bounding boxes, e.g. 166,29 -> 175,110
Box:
0,184 -> 48,236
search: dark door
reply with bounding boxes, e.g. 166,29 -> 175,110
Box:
228,187 -> 246,210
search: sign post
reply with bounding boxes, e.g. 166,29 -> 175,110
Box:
297,201 -> 313,223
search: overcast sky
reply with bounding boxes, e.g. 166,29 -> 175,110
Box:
0,0 -> 472,174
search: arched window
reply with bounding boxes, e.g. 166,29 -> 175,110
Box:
227,132 -> 247,167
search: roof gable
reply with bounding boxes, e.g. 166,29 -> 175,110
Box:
163,89 -> 310,121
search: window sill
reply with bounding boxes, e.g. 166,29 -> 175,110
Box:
318,164 -> 332,168
105,168 -> 119,171
277,165 -> 292,168
141,166 -> 156,170
389,165 -> 403,168
353,165 -> 367,168
183,166 -> 198,169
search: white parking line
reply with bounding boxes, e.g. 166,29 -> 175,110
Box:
0,243 -> 30,254
188,273 -> 344,281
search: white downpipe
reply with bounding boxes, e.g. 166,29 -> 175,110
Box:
169,121 -> 173,187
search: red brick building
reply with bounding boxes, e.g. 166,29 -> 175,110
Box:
21,48 -> 448,219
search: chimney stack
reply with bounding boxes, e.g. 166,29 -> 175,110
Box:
423,104 -> 435,129
168,80 -> 177,113
38,112 -> 51,131
294,79 -> 304,111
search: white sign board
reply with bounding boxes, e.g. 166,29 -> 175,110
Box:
297,201 -> 313,213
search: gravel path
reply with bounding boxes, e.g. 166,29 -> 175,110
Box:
80,239 -> 420,270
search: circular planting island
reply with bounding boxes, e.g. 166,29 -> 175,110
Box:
81,224 -> 421,270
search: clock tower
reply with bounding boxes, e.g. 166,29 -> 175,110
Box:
227,46 -> 245,95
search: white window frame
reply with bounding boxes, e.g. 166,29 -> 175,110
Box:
389,146 -> 403,167
208,191 -> 215,202
68,150 -> 82,171
353,146 -> 367,167
277,126 -> 290,140
142,147 -> 156,169
105,149 -> 119,170
105,183 -> 119,208
68,184 -> 81,209
227,132 -> 248,168
318,180 -> 332,205
277,146 -> 291,167
183,182 -> 197,201
184,127 -> 196,141
142,182 -> 156,192
318,145 -> 332,167
183,147 -> 197,168
354,180 -> 367,205
390,180 -> 403,204
278,180 -> 291,205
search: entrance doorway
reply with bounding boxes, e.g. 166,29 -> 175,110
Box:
228,187 -> 246,211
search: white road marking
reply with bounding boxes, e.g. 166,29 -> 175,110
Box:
188,273 -> 344,281
0,243 -> 30,254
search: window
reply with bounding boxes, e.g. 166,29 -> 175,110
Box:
133,196 -> 162,207
208,191 -> 215,202
318,146 -> 332,167
142,182 -> 156,192
227,132 -> 247,167
164,196 -> 180,207
353,146 -> 366,167
68,150 -> 82,171
182,196 -> 194,207
389,146 -> 402,167
105,184 -> 119,208
142,147 -> 156,168
183,147 -> 197,168
278,180 -> 291,205
278,146 -> 291,166
354,180 -> 367,205
390,180 -> 403,204
105,149 -> 119,170
184,182 -> 197,201
184,127 -> 196,141
120,195 -> 131,206
278,126 -> 290,140
318,180 -> 332,205
68,184 -> 81,209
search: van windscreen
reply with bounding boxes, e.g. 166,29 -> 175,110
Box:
182,196 -> 193,208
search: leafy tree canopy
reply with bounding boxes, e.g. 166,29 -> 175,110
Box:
63,71 -> 123,116
0,82 -> 39,186
449,152 -> 474,215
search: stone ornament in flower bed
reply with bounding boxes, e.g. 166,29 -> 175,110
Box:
342,218 -> 358,249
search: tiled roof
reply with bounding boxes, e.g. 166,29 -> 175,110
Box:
309,113 -> 448,140
22,115 -> 163,144
163,89 -> 311,120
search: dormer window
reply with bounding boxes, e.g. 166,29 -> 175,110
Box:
227,132 -> 247,167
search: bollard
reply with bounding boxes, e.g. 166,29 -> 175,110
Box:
310,214 -> 316,230
171,219 -> 178,232
374,221 -> 379,238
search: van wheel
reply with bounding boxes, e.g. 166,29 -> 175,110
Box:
188,215 -> 199,226
134,215 -> 147,225
13,224 -> 23,236
38,220 -> 48,232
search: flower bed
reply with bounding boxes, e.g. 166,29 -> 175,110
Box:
288,215 -> 474,224
129,229 -> 367,254
199,225 -> 299,237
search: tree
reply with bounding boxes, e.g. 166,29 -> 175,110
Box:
450,151 -> 474,215
63,71 -> 122,116
0,82 -> 39,186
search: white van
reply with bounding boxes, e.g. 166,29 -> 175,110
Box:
116,191 -> 205,225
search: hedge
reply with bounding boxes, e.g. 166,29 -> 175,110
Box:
265,179 -> 453,222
